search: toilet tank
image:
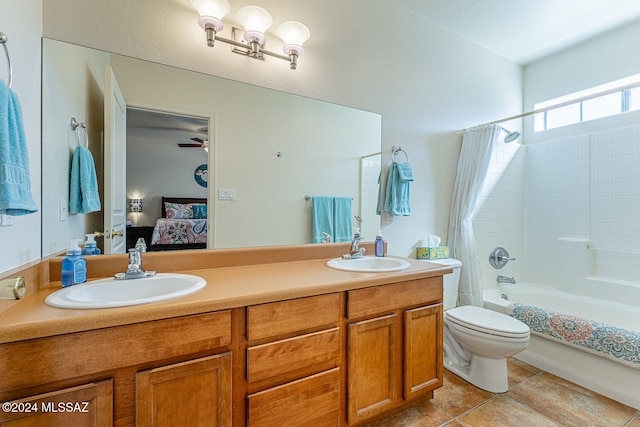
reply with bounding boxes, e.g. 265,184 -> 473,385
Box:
431,258 -> 462,310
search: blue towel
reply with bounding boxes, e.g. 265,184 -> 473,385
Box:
0,80 -> 38,216
333,197 -> 353,243
396,162 -> 414,181
384,161 -> 413,216
376,170 -> 382,215
69,145 -> 101,214
312,196 -> 334,243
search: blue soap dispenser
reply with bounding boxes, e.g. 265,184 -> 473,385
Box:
82,233 -> 101,256
61,239 -> 87,287
375,230 -> 385,257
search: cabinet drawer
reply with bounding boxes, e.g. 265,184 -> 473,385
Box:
247,293 -> 340,341
247,368 -> 341,427
247,328 -> 339,385
0,310 -> 232,392
347,278 -> 442,319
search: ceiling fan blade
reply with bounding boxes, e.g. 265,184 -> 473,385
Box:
177,143 -> 203,148
190,137 -> 205,143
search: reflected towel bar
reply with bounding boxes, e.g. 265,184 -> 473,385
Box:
0,31 -> 13,88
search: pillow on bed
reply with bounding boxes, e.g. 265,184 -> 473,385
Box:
164,202 -> 193,219
191,204 -> 208,219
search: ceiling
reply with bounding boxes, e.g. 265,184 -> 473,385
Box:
391,0 -> 640,64
127,108 -> 208,149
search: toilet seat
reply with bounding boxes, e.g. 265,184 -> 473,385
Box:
445,306 -> 529,338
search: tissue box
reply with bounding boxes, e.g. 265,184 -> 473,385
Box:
417,246 -> 449,260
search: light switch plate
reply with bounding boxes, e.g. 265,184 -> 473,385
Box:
218,188 -> 236,201
0,214 -> 13,227
59,197 -> 68,221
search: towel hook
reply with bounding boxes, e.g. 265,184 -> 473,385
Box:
0,32 -> 12,88
70,117 -> 88,148
392,145 -> 409,162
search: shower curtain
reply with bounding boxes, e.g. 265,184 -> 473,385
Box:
448,125 -> 500,307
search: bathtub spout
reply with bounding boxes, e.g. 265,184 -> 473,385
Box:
497,275 -> 516,284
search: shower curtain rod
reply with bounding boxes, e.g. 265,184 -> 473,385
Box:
463,80 -> 640,132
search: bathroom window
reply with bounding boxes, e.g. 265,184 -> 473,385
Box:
534,73 -> 640,132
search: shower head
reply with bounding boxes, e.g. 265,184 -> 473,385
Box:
500,127 -> 520,143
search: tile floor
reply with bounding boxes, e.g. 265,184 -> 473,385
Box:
364,358 -> 640,427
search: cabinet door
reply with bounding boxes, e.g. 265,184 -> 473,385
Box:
347,314 -> 400,425
0,380 -> 113,427
136,353 -> 232,427
404,304 -> 443,400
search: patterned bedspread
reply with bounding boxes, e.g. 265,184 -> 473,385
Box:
509,303 -> 640,368
150,218 -> 207,245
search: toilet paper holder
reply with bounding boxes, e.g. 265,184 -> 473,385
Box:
489,247 -> 515,269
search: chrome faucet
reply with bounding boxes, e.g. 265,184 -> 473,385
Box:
497,275 -> 516,284
343,234 -> 366,259
322,232 -> 333,243
115,249 -> 156,280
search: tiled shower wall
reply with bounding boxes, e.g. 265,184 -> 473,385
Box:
526,124 -> 640,290
360,155 -> 382,241
473,139 -> 525,290
474,120 -> 640,297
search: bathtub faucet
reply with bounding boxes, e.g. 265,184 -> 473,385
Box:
497,275 -> 516,284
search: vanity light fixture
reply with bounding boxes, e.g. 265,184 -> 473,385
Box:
190,0 -> 310,70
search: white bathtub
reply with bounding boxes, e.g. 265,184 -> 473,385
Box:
484,283 -> 640,410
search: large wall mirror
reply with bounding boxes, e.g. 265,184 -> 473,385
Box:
41,38 -> 381,256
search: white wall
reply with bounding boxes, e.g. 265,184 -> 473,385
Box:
0,0 -> 524,275
524,19 -> 640,136
41,0 -> 523,257
0,1 -> 42,272
111,53 -> 380,248
41,39 -> 109,256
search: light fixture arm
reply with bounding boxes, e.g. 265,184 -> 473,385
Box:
206,31 -> 296,69
204,23 -> 216,47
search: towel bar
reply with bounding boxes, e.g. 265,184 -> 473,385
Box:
305,195 -> 353,201
392,145 -> 409,162
0,32 -> 12,88
71,117 -> 89,148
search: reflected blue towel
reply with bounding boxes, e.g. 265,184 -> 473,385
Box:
312,196 -> 333,243
384,162 -> 413,216
376,170 -> 382,216
0,80 -> 38,215
69,145 -> 101,214
333,197 -> 352,243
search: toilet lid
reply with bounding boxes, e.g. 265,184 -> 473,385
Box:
446,306 -> 530,337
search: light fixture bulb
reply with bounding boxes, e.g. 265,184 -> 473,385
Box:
191,0 -> 230,31
277,21 -> 310,55
237,6 -> 273,45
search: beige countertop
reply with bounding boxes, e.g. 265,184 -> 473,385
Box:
0,256 -> 450,345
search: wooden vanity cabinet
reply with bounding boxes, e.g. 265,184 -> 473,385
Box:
0,380 -> 113,427
346,278 -> 443,425
0,310 -> 233,427
0,270 -> 445,426
136,353 -> 232,426
246,293 -> 342,427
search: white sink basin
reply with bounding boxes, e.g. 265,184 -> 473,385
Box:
326,256 -> 411,273
45,273 -> 206,309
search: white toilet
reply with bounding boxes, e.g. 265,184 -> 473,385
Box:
435,258 -> 530,393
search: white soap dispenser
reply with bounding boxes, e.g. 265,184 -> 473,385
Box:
375,230 -> 384,257
82,233 -> 101,255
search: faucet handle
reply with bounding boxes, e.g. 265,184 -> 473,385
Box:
128,248 -> 141,266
